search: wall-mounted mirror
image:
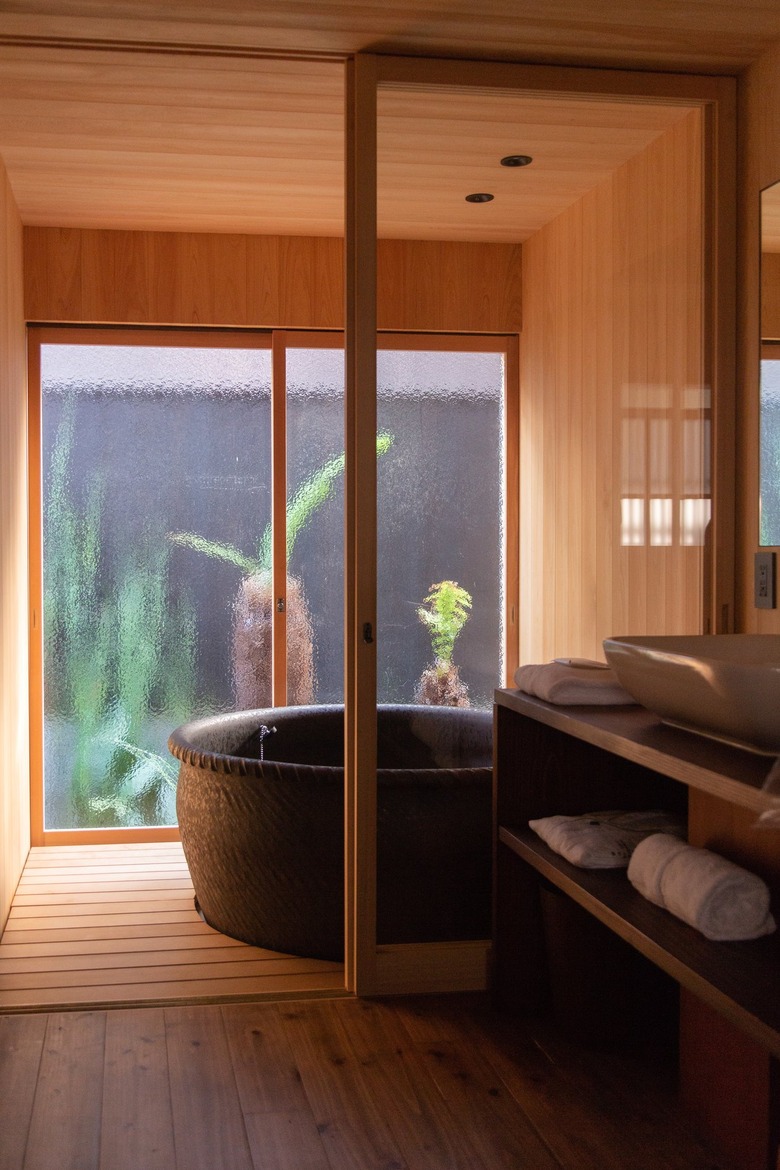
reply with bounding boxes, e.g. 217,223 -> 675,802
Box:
760,180 -> 780,544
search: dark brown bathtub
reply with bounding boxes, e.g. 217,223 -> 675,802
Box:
168,704 -> 492,961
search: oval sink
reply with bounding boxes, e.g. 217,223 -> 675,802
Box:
602,634 -> 780,754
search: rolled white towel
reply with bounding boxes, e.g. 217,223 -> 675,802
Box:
626,831 -> 690,904
513,662 -> 635,705
628,833 -> 776,941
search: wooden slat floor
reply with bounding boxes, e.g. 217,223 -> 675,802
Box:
0,993 -> 733,1170
0,843 -> 344,1012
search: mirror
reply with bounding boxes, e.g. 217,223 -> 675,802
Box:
760,181 -> 780,545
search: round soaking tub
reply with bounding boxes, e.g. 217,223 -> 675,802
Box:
168,704 -> 492,961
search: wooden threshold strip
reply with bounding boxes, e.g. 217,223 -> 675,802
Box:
0,843 -> 345,1013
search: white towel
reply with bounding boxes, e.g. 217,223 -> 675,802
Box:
528,809 -> 685,869
513,662 -> 635,705
627,833 -> 776,941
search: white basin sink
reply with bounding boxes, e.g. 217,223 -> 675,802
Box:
602,634 -> 780,754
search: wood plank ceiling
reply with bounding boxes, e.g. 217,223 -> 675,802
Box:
2,0 -> 780,75
0,44 -> 697,241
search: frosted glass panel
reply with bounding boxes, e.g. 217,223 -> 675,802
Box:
760,356 -> 780,545
377,349 -> 504,709
41,342 -> 272,829
286,347 -> 345,704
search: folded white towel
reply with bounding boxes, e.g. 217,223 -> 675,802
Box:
513,662 -> 635,705
529,809 -> 686,869
627,833 -> 776,941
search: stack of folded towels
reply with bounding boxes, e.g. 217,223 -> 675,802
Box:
514,660 -> 635,705
529,809 -> 685,868
627,833 -> 776,941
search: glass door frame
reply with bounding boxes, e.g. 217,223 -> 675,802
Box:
347,54 -> 736,994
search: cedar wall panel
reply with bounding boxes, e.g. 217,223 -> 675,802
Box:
518,109 -> 705,664
23,229 -> 522,334
0,161 -> 28,932
761,251 -> 780,339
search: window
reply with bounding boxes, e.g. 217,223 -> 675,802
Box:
30,327 -> 515,840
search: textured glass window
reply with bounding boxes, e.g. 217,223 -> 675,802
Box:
41,342 -> 272,829
377,349 -> 505,710
760,356 -> 780,545
286,346 -> 345,704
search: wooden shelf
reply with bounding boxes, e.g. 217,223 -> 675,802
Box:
495,689 -> 777,814
493,689 -> 780,1167
499,825 -> 780,1060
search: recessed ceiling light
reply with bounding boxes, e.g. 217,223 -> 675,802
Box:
465,192 -> 494,203
500,154 -> 533,167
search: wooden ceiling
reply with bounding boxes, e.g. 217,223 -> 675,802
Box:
0,0 -> 770,240
2,0 -> 780,75
0,45 -> 697,241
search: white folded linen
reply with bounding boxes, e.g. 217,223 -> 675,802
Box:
513,661 -> 635,705
627,833 -> 776,941
528,809 -> 685,869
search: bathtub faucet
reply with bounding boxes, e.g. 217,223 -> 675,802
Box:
257,723 -> 277,760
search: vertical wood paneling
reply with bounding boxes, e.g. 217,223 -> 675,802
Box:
519,109 -> 706,664
761,252 -> 780,338
376,239 -> 522,333
23,227 -> 520,334
0,160 -> 28,933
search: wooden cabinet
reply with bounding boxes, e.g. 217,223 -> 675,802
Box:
492,689 -> 780,1169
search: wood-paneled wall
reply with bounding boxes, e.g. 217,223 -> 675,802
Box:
23,228 -> 522,334
0,161 -> 28,931
518,109 -> 705,664
761,252 -> 780,339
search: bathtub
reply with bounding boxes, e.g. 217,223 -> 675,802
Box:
168,704 -> 493,961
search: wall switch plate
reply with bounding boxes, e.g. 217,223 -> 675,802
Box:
755,551 -> 776,609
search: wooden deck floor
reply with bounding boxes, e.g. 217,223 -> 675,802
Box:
0,843 -> 344,1012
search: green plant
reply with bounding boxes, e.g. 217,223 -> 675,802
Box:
44,396 -> 196,828
415,580 -> 473,707
168,432 -> 394,574
417,579 -> 473,666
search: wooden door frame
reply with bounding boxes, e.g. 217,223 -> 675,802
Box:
351,53 -> 736,994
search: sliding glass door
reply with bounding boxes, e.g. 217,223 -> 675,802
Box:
31,326 -> 513,841
32,329 -> 277,835
376,337 -> 512,708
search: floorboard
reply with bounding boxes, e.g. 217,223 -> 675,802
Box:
0,844 -> 344,1012
0,994 -> 736,1170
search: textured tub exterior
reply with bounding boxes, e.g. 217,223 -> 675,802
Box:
169,705 -> 493,961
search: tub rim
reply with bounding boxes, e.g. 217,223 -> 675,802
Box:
168,702 -> 493,779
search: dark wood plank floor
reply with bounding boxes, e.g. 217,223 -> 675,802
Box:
0,993 -> 734,1170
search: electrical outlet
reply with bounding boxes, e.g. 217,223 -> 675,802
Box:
755,551 -> 776,609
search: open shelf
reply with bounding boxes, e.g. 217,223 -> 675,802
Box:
495,689 -> 777,814
499,825 -> 780,1059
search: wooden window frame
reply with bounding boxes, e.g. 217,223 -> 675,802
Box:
28,324 -> 518,851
